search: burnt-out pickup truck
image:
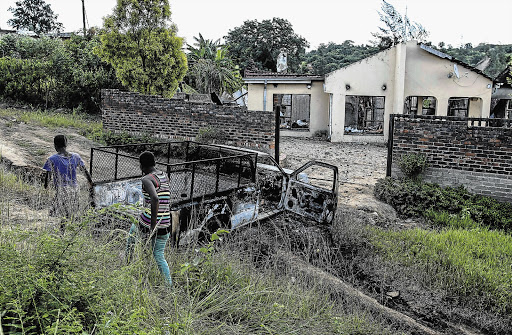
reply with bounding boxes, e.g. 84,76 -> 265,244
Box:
90,141 -> 338,244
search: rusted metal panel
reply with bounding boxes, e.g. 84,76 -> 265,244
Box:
91,142 -> 339,244
284,161 -> 338,224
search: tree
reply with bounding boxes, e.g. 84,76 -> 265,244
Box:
185,33 -> 242,95
437,42 -> 512,79
303,40 -> 379,75
95,0 -> 187,98
187,33 -> 221,63
371,0 -> 428,49
0,33 -> 120,112
225,17 -> 309,73
7,0 -> 63,35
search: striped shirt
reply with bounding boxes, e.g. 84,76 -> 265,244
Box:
139,171 -> 172,233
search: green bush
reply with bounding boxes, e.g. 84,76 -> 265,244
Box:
374,177 -> 512,230
397,152 -> 428,180
0,34 -> 121,113
374,177 -> 468,217
424,209 -> 481,229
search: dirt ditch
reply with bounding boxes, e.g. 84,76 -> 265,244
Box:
0,112 -> 509,334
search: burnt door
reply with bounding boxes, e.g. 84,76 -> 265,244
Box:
291,94 -> 311,127
284,161 -> 338,224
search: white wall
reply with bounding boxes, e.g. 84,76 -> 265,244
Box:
324,41 -> 494,143
324,47 -> 396,142
247,80 -> 329,136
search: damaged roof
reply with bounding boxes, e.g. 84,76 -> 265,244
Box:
494,66 -> 511,86
418,43 -> 494,81
325,42 -> 494,82
243,70 -> 324,84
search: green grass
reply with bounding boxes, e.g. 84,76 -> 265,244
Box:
424,209 -> 481,229
0,170 -> 399,335
0,219 -> 396,334
0,108 -> 104,142
369,226 -> 512,314
0,169 -> 34,194
0,107 -> 167,146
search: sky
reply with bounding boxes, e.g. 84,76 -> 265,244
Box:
0,0 -> 511,50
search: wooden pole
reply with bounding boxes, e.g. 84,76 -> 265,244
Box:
82,0 -> 86,37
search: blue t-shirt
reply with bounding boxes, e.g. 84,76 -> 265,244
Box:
43,153 -> 85,187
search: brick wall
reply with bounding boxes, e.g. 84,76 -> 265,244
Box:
101,89 -> 275,151
389,115 -> 512,202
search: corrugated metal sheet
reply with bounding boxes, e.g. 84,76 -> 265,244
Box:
420,44 -> 452,60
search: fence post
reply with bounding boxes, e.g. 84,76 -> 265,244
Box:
386,114 -> 395,177
89,148 -> 94,179
275,105 -> 280,164
114,147 -> 119,181
189,162 -> 195,200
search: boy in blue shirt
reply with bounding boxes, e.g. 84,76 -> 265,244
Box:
43,135 -> 94,218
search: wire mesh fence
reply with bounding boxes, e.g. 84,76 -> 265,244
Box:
90,141 -> 257,205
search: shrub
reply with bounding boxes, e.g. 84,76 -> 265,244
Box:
397,152 -> 428,180
374,177 -> 512,231
424,209 -> 481,229
196,127 -> 228,144
0,34 -> 121,113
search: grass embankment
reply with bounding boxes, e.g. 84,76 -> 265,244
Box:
0,105 -> 399,335
0,108 -> 104,142
2,219 -> 390,334
0,107 -> 168,146
369,177 -> 512,323
370,227 -> 512,313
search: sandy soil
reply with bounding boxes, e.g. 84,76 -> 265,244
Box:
280,137 -> 387,201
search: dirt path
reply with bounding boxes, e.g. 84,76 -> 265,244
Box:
0,113 -> 99,228
0,117 -> 95,168
280,137 -> 397,221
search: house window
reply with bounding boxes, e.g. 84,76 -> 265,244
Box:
448,98 -> 469,117
404,96 -> 436,115
273,94 -> 311,130
345,96 -> 385,135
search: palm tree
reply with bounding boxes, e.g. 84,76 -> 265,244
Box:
187,33 -> 221,63
186,34 -> 242,95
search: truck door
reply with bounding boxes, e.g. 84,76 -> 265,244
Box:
284,161 -> 338,224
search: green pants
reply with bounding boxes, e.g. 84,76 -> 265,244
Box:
126,223 -> 172,286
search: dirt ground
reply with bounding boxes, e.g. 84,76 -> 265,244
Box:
281,137 -> 386,202
0,115 -> 392,214
280,137 -> 398,222
2,112 -> 506,334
